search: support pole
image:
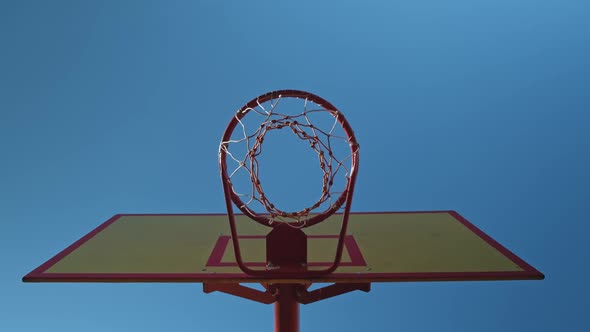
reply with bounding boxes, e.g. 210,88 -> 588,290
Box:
274,284 -> 299,332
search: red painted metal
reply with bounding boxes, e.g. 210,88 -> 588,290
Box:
201,282 -> 373,332
267,226 -> 307,272
219,90 -> 359,228
274,284 -> 299,332
297,283 -> 371,304
23,270 -> 545,283
203,283 -> 275,304
219,90 -> 360,278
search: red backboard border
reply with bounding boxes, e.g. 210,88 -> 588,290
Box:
22,211 -> 545,283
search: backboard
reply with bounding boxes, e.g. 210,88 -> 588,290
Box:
23,211 -> 543,283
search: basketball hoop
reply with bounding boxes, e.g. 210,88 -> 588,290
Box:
219,90 -> 359,276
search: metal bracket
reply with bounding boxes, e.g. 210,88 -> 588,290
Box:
296,283 -> 371,304
203,282 -> 371,305
203,283 -> 276,304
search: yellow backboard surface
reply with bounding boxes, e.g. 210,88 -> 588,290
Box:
23,211 -> 543,283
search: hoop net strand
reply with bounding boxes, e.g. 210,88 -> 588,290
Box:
220,92 -> 357,227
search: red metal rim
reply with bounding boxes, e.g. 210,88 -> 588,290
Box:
219,90 -> 359,227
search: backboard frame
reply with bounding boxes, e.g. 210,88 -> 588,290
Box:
23,211 -> 544,284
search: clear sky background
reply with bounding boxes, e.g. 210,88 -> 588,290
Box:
1,1 -> 589,331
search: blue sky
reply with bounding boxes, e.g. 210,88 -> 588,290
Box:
1,1 -> 589,331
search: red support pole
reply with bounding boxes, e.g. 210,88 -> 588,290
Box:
274,284 -> 299,332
